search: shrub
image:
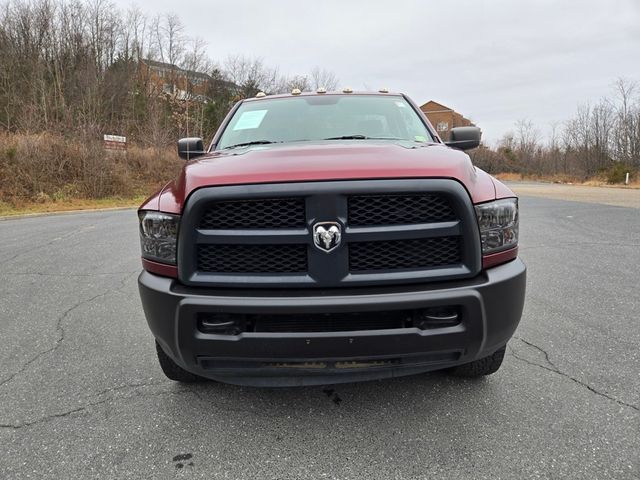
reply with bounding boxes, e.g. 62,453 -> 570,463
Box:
606,163 -> 633,184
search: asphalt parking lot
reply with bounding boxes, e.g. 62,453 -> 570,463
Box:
1,186 -> 638,479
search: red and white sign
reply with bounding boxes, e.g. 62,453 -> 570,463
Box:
103,134 -> 127,151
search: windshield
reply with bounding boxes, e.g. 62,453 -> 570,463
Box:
216,95 -> 435,150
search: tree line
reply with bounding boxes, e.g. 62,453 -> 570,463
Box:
0,0 -> 637,204
0,0 -> 339,145
472,79 -> 640,182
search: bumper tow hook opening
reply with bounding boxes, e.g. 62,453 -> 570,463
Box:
198,314 -> 245,335
415,307 -> 460,329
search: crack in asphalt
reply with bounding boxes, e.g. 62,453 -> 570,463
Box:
0,272 -> 137,390
0,382 -> 188,430
509,336 -> 638,412
513,336 -> 559,370
0,383 -> 292,431
0,224 -> 96,266
88,379 -> 168,399
0,405 -> 91,430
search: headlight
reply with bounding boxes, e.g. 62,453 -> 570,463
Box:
474,198 -> 518,254
138,211 -> 180,264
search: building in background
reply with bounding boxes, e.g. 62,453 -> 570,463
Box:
139,59 -> 213,102
420,101 -> 474,141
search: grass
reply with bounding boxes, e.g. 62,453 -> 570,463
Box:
0,132 -> 182,215
0,195 -> 148,217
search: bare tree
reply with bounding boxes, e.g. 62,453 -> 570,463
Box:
124,6 -> 147,61
512,119 -> 539,172
590,99 -> 614,170
224,55 -> 280,97
309,66 -> 339,90
183,36 -> 209,74
158,13 -> 185,67
612,77 -> 639,166
284,74 -> 311,92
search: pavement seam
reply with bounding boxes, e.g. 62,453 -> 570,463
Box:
509,337 -> 638,412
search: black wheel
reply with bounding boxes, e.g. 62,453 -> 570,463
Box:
448,345 -> 506,377
155,341 -> 206,382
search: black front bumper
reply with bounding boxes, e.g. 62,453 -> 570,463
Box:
139,259 -> 526,386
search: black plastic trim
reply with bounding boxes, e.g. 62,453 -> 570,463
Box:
139,258 -> 526,386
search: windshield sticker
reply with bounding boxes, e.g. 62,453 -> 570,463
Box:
233,110 -> 268,130
395,101 -> 406,108
414,135 -> 427,142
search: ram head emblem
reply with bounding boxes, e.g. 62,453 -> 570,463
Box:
313,222 -> 342,253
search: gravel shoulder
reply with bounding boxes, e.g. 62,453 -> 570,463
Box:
506,181 -> 640,208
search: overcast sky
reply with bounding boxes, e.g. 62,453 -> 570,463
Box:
114,0 -> 640,144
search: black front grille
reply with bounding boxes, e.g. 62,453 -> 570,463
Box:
182,180 -> 480,288
349,236 -> 462,271
199,197 -> 305,229
348,193 -> 456,226
198,244 -> 307,273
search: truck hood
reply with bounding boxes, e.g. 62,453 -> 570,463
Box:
143,142 -> 506,213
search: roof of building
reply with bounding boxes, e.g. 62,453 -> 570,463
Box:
420,100 -> 454,112
420,100 -> 474,125
141,59 -> 212,80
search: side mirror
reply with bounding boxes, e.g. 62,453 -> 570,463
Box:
177,137 -> 205,160
445,127 -> 481,151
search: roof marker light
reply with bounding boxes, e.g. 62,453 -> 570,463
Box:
291,88 -> 302,95
379,87 -> 389,93
255,91 -> 266,98
343,87 -> 353,93
316,87 -> 327,94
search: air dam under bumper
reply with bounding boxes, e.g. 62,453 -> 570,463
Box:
139,259 -> 526,386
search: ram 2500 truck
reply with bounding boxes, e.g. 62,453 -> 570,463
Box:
137,90 -> 526,386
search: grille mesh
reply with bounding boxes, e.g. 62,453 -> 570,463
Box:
199,198 -> 305,229
198,244 -> 307,273
348,194 -> 455,226
190,186 -> 469,283
349,236 -> 461,271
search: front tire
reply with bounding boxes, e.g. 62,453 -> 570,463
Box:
448,345 -> 506,377
155,341 -> 206,382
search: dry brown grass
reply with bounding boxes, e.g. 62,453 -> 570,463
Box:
0,133 -> 182,207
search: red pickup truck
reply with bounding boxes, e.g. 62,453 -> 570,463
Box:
137,90 -> 526,386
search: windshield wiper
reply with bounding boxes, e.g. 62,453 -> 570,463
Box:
223,140 -> 281,150
324,135 -> 368,140
323,135 -> 403,141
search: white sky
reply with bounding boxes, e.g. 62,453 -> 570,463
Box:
114,0 -> 640,144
